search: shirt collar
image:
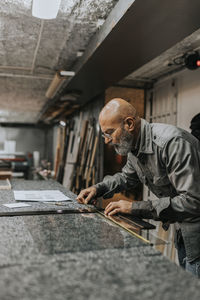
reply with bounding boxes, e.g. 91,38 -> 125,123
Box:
134,118 -> 154,157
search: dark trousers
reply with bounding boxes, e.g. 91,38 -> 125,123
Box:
176,229 -> 186,269
176,229 -> 200,278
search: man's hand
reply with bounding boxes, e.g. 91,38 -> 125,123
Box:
76,186 -> 97,204
104,200 -> 132,216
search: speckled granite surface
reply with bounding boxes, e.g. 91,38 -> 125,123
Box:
0,248 -> 200,300
0,180 -> 200,300
0,180 -> 95,215
0,213 -> 148,266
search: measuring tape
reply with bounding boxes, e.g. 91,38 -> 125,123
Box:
89,206 -> 151,245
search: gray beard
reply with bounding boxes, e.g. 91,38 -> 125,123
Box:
113,130 -> 133,156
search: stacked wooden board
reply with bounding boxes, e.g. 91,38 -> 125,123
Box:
54,113 -> 99,194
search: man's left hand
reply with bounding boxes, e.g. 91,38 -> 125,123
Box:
104,200 -> 132,216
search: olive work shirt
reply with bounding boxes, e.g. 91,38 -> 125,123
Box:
95,119 -> 200,262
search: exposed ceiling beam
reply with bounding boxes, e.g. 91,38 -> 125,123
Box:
0,122 -> 51,128
31,20 -> 44,74
0,66 -> 31,71
0,73 -> 53,80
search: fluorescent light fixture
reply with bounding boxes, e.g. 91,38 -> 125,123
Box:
77,51 -> 84,57
60,121 -> 66,127
60,71 -> 75,77
32,0 -> 62,20
45,70 -> 75,99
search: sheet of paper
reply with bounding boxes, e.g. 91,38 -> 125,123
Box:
13,190 -> 72,202
3,203 -> 31,208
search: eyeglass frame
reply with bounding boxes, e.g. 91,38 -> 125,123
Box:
101,117 -> 136,140
101,128 -> 118,140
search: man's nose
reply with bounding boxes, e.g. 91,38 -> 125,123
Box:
104,137 -> 112,144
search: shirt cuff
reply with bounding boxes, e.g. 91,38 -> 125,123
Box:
131,200 -> 159,220
151,197 -> 193,222
94,183 -> 108,197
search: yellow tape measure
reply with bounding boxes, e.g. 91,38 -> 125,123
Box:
96,209 -> 151,245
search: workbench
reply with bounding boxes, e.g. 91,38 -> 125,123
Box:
0,180 -> 200,300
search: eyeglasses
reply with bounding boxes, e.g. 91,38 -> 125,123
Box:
101,117 -> 136,140
101,128 -> 117,140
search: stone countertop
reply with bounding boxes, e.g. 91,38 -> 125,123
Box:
0,180 -> 200,300
0,248 -> 200,300
0,213 -> 149,266
0,179 -> 95,215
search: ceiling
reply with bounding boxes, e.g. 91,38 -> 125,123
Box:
124,28 -> 200,84
1,0 -> 200,125
0,0 -> 118,124
54,0 -> 200,118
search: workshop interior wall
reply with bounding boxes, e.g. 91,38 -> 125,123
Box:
0,126 -> 53,163
146,67 -> 200,132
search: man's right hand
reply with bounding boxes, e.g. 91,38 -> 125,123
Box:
76,186 -> 97,204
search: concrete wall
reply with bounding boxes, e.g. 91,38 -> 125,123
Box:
0,126 -> 53,162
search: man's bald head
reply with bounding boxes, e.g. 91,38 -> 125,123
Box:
99,98 -> 141,155
99,98 -> 137,125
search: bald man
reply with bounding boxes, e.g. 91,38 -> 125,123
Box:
77,98 -> 200,277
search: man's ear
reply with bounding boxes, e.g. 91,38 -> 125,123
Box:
124,117 -> 135,132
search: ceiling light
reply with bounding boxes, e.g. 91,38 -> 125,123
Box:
60,71 -> 75,77
45,70 -> 75,99
77,51 -> 84,57
32,0 -> 62,20
60,121 -> 66,127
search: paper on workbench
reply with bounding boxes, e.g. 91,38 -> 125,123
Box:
13,190 -> 71,202
3,203 -> 31,208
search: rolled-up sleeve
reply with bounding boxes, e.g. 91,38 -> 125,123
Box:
152,137 -> 200,221
94,153 -> 140,199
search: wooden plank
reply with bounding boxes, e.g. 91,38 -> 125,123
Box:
86,136 -> 98,187
0,179 -> 11,190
